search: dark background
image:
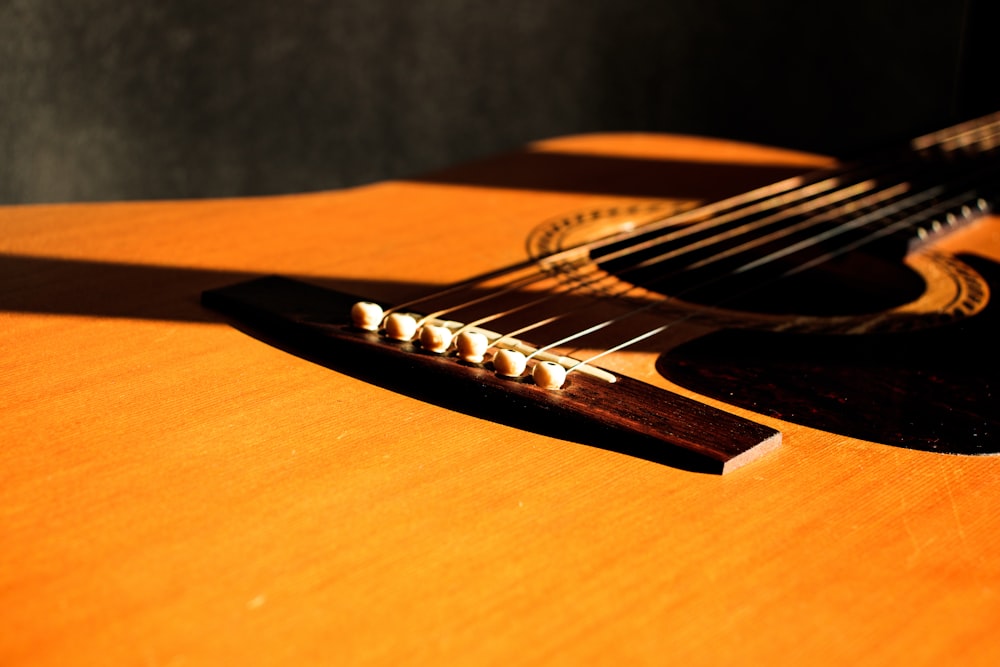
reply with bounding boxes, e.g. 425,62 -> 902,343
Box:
1,0 -> 996,204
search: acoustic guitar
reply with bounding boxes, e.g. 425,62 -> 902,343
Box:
2,113 -> 998,665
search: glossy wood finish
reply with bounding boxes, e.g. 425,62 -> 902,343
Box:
2,133 -> 999,666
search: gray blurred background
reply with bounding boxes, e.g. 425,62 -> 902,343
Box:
1,0 -> 996,203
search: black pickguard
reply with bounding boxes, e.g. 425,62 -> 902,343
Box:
655,254 -> 1000,454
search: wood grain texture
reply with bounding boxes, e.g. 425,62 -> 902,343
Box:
1,134 -> 999,666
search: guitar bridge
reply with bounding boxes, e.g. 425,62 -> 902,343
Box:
202,276 -> 781,474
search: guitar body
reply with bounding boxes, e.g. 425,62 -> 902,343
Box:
2,133 -> 998,665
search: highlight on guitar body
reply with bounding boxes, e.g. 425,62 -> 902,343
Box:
204,110 -> 1000,472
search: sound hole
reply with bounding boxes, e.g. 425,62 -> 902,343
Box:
593,226 -> 927,317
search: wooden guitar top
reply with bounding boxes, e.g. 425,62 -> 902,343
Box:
2,132 -> 999,666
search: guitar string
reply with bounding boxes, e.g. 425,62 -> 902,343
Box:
545,112 -> 1000,270
527,117 -> 1000,288
526,185 -> 954,360
516,135 -> 1000,366
379,170 -> 835,318
461,126 -> 998,365
411,171 -> 895,344
383,111 -> 999,328
550,184 -> 986,362
378,137 -> 909,318
462,125 -> 1000,353
406,117 -> 1000,333
469,181 -> 923,350
569,187 -> 991,373
556,146 -> 1000,367
372,114 -> 999,368
573,121 -> 998,293
399,151 -> 919,330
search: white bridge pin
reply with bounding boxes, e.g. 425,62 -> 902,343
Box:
493,349 -> 527,378
419,324 -> 453,354
532,360 -> 567,389
350,301 -> 384,331
455,331 -> 489,364
383,312 -> 419,341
